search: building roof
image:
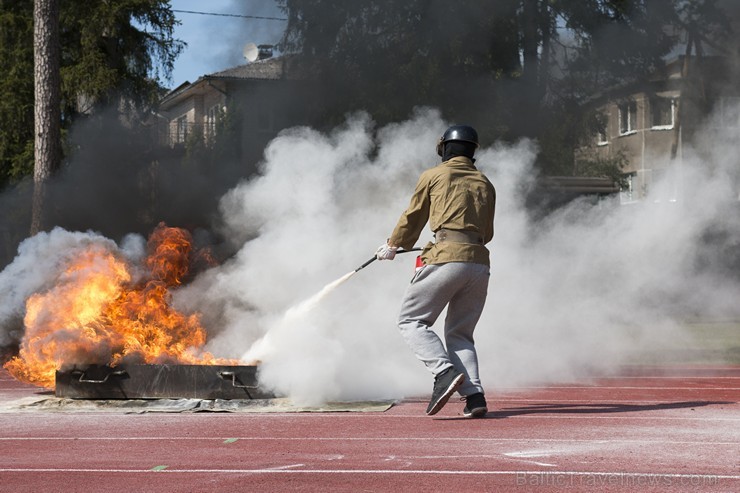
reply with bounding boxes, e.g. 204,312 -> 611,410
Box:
159,56 -> 300,109
207,56 -> 289,81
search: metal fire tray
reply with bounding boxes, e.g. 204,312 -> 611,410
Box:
55,364 -> 273,400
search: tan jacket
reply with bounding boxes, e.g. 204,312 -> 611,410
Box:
389,156 -> 496,266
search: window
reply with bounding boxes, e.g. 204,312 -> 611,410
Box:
597,119 -> 608,145
175,115 -> 188,144
618,102 -> 637,135
651,98 -> 675,129
205,105 -> 220,142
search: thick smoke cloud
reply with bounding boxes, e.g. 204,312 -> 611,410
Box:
2,105 -> 739,405
176,109 -> 446,404
0,106 -> 248,272
176,105 -> 740,404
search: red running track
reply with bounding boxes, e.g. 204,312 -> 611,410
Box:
1,366 -> 738,492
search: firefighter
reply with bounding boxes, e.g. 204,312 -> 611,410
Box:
376,124 -> 495,417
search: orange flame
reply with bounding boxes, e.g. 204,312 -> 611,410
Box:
3,223 -> 231,388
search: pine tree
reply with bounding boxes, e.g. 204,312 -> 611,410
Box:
31,0 -> 61,234
0,0 -> 183,192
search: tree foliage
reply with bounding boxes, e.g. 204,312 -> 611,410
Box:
59,0 -> 183,115
276,0 -> 732,175
0,1 -> 34,183
0,0 -> 183,188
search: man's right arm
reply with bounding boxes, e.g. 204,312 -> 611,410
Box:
388,173 -> 431,250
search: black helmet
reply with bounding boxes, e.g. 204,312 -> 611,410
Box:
436,125 -> 479,156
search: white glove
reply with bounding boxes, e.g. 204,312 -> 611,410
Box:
375,243 -> 398,260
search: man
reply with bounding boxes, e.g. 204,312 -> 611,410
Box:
376,124 -> 496,417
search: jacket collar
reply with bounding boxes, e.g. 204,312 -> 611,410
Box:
441,156 -> 476,167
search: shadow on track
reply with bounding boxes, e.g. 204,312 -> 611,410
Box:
437,400 -> 734,420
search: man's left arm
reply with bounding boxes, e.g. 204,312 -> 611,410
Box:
484,182 -> 496,244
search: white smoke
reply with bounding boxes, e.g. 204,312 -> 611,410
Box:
176,110 -> 444,404
176,105 -> 740,405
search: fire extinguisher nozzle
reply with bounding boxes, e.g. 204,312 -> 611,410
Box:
355,256 -> 377,272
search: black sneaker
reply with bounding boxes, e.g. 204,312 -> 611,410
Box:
426,368 -> 465,415
462,392 -> 487,418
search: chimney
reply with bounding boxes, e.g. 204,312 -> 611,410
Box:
257,44 -> 273,60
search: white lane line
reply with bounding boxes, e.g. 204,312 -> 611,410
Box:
403,453 -> 560,468
263,464 -> 305,470
1,437 -> 738,445
0,468 -> 738,480
501,453 -> 558,468
519,461 -> 556,467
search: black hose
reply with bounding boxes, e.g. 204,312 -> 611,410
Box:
355,247 -> 422,272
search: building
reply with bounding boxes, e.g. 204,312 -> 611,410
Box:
576,54 -> 740,204
156,51 -> 312,171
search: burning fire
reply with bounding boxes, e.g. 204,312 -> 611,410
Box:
4,223 -> 229,388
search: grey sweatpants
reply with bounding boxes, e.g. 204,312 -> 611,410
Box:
397,262 -> 490,396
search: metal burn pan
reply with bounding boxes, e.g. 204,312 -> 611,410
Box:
55,364 -> 273,400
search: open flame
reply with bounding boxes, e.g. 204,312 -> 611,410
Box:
3,223 -> 229,388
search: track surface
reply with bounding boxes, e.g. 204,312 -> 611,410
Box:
1,366 -> 738,492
